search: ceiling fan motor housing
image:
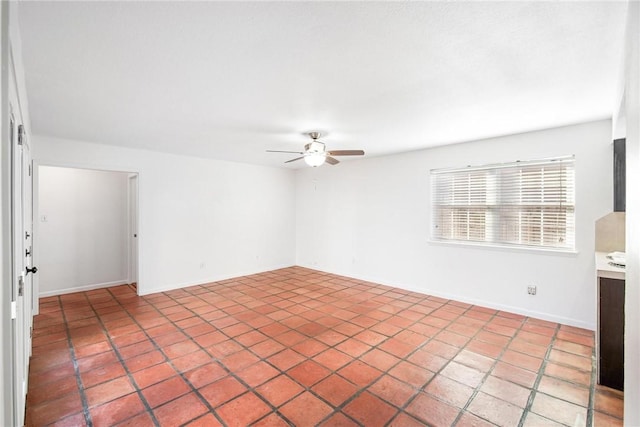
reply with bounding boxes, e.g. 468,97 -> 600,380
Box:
307,131 -> 322,140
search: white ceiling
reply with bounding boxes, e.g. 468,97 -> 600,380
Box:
18,1 -> 628,168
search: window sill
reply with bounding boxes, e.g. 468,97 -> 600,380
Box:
427,239 -> 579,256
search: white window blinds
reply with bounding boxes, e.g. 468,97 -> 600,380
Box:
431,156 -> 575,250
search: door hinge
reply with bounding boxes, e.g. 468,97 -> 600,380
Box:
29,164 -> 32,176
10,301 -> 17,319
17,124 -> 25,146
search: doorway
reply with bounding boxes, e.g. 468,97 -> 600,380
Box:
36,166 -> 139,297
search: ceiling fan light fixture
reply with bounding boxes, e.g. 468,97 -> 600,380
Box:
304,152 -> 326,167
267,131 -> 364,166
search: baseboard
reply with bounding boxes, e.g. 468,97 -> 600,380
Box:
400,282 -> 595,331
296,263 -> 595,331
138,263 -> 296,296
39,279 -> 130,297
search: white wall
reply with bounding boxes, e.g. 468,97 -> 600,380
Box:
33,136 -> 296,295
38,166 -> 129,295
622,0 -> 639,423
296,120 -> 612,329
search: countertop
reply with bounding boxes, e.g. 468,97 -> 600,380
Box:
596,252 -> 626,281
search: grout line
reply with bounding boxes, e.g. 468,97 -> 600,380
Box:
434,306 -> 533,426
383,304 -> 482,425
586,345 -> 598,427
80,287 -> 202,425
157,284 -> 298,427
162,277 -> 346,426
181,274 -> 370,426
108,288 -> 231,427
178,273 -> 430,426
516,322 -> 561,427
94,276 -> 338,425
449,310 -> 522,427
82,288 -> 162,427
66,288 -> 159,426
59,294 -> 94,427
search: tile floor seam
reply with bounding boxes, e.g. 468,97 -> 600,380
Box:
523,323 -> 601,426
91,290 -> 190,427
215,278 -> 428,427
157,284 -> 303,427
384,300 -> 493,427
110,287 -> 254,427
60,293 -> 94,427
450,309 -> 517,426
126,286 -> 276,426
92,287 -> 163,426
517,321 -> 562,427
587,344 -> 597,427
101,290 -> 215,425
165,278 -> 380,426
169,277 -> 444,426
445,304 -> 533,426
299,296 -> 461,426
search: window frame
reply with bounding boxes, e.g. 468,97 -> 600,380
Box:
429,156 -> 576,253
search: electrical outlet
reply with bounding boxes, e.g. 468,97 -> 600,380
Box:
199,262 -> 205,269
527,285 -> 537,295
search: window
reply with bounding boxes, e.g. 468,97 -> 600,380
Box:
431,156 -> 575,250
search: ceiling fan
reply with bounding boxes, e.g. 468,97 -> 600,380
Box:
267,132 -> 365,167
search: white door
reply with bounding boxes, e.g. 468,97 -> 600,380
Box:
22,128 -> 35,358
10,118 -> 32,426
128,174 -> 138,286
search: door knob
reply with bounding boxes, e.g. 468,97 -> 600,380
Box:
26,266 -> 38,275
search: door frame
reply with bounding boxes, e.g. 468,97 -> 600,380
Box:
31,163 -> 39,315
127,174 -> 138,286
2,2 -> 15,424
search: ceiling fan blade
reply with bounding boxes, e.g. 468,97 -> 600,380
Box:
267,150 -> 304,154
325,156 -> 340,165
285,156 -> 305,163
327,150 -> 365,156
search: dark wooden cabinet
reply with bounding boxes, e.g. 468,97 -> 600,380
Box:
599,277 -> 625,390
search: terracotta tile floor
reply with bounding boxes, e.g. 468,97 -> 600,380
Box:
25,267 -> 623,426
